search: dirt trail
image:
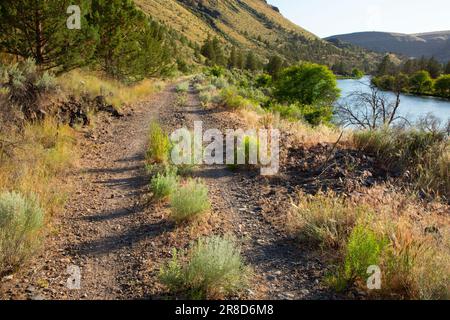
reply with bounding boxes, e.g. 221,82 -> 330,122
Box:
1,81 -> 339,300
1,83 -> 179,300
158,85 -> 338,300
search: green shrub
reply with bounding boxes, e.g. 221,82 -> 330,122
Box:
270,103 -> 333,125
150,169 -> 179,201
170,180 -> 210,222
344,225 -> 387,282
220,87 -> 248,110
208,66 -> 225,78
160,235 -> 250,299
0,191 -> 44,275
146,121 -> 171,164
410,70 -> 433,94
176,82 -> 189,93
255,74 -> 272,88
329,224 -> 387,292
434,74 -> 450,98
274,62 -> 340,106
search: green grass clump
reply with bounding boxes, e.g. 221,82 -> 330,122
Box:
147,121 -> 170,164
150,169 -> 179,201
176,82 -> 190,93
169,180 -> 210,222
228,135 -> 260,170
159,235 -> 250,299
0,191 -> 44,275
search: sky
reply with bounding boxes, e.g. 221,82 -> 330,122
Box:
269,0 -> 450,38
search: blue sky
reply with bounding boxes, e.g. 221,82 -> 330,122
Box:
269,0 -> 450,38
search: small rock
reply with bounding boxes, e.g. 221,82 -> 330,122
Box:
266,275 -> 276,281
2,274 -> 14,281
26,285 -> 36,293
31,294 -> 45,301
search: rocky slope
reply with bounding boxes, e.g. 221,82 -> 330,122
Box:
134,0 -> 381,70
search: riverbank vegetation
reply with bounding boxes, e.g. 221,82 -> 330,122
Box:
372,55 -> 450,99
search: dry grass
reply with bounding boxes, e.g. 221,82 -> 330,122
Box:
0,117 -> 77,217
289,187 -> 450,299
353,128 -> 449,199
57,70 -> 164,110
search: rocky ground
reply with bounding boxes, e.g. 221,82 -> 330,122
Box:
0,81 -> 383,300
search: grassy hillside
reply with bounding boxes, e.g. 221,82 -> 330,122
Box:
326,31 -> 450,62
134,0 -> 381,71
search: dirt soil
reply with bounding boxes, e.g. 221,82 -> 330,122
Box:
0,81 -> 380,300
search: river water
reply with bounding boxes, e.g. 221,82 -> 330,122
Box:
337,76 -> 450,124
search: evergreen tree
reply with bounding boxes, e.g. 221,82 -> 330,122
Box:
201,36 -> 225,66
211,37 -> 226,66
0,0 -> 97,74
402,59 -> 419,75
201,36 -> 216,65
245,52 -> 259,71
445,61 -> 450,75
265,55 -> 283,79
376,55 -> 396,76
236,50 -> 245,69
228,47 -> 238,69
426,56 -> 442,78
89,0 -> 171,80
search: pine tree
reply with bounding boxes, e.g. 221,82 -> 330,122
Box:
0,0 -> 97,74
265,55 -> 283,79
377,55 -> 396,76
402,59 -> 419,75
445,61 -> 450,75
201,37 -> 216,65
228,47 -> 238,69
245,52 -> 259,71
211,37 -> 226,66
89,0 -> 171,80
426,56 -> 442,78
236,50 -> 245,69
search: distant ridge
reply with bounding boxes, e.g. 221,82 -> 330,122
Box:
326,31 -> 450,62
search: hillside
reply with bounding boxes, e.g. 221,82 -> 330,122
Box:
134,0 -> 381,70
326,31 -> 450,62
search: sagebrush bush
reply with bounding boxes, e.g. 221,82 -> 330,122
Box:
0,58 -> 56,118
0,191 -> 44,275
160,235 -> 250,299
169,180 -> 210,222
176,82 -> 189,93
150,169 -> 178,201
147,121 -> 170,164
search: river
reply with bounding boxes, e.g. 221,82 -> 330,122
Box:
337,76 -> 450,124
